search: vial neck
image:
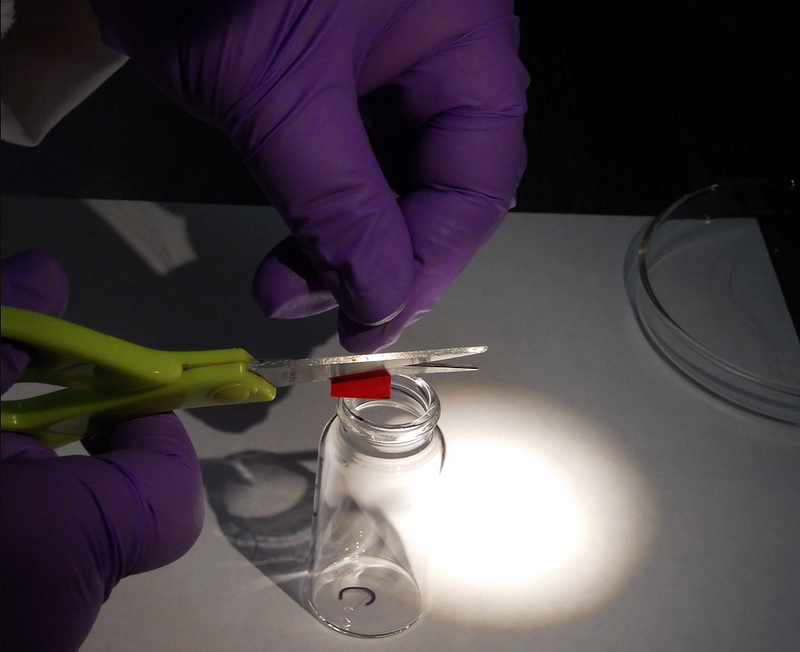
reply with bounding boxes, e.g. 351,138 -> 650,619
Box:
337,375 -> 441,457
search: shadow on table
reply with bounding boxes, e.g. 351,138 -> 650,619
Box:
200,449 -> 318,609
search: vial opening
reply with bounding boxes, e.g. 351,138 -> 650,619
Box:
338,375 -> 440,452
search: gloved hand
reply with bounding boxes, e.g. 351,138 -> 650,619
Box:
88,0 -> 529,352
1,250 -> 205,652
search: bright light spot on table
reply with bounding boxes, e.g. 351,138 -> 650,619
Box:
434,441 -> 582,588
428,384 -> 657,629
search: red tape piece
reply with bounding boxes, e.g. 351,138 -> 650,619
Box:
330,369 -> 391,399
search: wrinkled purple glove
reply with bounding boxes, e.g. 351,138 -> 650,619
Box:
1,251 -> 205,652
88,0 -> 529,352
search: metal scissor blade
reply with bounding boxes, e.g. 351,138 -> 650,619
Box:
393,363 -> 480,375
248,346 -> 487,387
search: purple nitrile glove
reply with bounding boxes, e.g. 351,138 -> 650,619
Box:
1,251 -> 204,652
88,0 -> 529,352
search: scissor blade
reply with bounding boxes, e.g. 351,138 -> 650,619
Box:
248,346 -> 487,387
395,363 -> 480,374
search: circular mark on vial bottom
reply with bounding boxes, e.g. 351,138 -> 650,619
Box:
338,586 -> 376,608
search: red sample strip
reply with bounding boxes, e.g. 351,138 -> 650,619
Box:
330,369 -> 392,399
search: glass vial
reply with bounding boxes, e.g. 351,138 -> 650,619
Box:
306,375 -> 444,637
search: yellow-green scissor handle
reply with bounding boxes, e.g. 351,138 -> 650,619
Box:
1,306 -> 277,448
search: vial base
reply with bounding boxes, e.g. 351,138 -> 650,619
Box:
308,556 -> 422,637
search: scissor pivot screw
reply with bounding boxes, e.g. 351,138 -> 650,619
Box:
210,384 -> 254,403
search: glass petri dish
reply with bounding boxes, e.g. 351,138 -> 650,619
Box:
634,179 -> 800,424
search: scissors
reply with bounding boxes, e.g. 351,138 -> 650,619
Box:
0,306 -> 486,448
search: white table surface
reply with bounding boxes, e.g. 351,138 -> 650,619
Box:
2,196 -> 799,652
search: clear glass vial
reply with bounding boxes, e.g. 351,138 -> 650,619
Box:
306,375 -> 444,637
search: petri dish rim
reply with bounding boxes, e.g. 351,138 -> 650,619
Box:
635,179 -> 800,424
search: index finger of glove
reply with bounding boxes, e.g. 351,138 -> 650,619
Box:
243,75 -> 416,327
81,412 -> 205,573
339,16 -> 529,352
1,250 -> 69,395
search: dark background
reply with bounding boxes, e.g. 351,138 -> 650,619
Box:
1,1 -> 797,216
